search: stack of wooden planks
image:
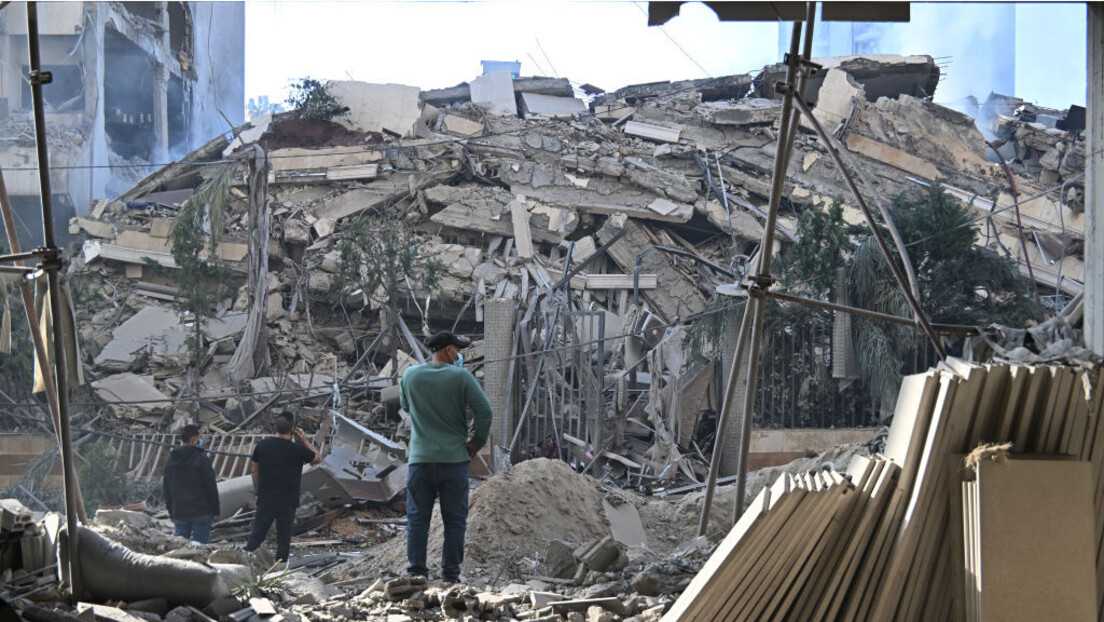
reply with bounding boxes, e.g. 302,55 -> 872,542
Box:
961,452 -> 1097,621
664,360 -> 1104,622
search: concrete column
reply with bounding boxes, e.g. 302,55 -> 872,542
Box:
484,298 -> 516,447
151,2 -> 170,164
1087,4 -> 1104,354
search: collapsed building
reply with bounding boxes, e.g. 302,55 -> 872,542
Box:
59,53 -> 1086,472
0,51 -> 1094,622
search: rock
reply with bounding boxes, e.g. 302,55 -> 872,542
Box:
580,536 -> 626,572
356,578 -> 386,600
384,576 -> 426,601
639,604 -> 666,621
277,572 -> 341,605
542,540 -> 579,579
93,509 -> 153,529
630,568 -> 663,597
586,605 -> 614,622
580,580 -> 628,599
209,563 -> 252,591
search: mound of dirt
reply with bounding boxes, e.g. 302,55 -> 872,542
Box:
465,458 -> 610,565
350,458 -> 613,580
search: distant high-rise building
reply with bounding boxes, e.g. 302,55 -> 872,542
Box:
246,93 -> 285,122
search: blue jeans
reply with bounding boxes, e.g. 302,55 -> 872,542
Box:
173,515 -> 213,544
406,462 -> 469,581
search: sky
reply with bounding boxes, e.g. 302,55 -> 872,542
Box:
244,2 -> 1088,112
244,1 -> 780,104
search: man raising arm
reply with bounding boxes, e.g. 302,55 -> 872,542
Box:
245,411 -> 321,563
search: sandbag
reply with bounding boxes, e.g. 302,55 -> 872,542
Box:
56,526 -> 228,606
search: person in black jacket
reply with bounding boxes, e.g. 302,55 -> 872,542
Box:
244,411 -> 322,562
163,424 -> 220,544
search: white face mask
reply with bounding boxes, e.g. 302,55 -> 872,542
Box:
454,352 -> 464,367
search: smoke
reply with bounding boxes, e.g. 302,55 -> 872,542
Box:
880,3 -> 1016,112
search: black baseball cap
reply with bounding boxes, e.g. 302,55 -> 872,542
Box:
426,330 -> 471,352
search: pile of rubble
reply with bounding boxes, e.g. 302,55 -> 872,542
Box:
54,53 -> 1087,495
0,457 -> 758,621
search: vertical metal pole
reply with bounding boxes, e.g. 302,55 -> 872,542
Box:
731,3 -> 819,525
697,13 -> 806,537
26,2 -> 81,597
1085,3 -> 1104,354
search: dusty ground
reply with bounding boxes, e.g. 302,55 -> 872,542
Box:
339,457 -> 763,585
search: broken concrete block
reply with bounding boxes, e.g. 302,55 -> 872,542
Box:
283,219 -> 311,245
594,102 -> 633,122
471,70 -> 518,116
596,213 -> 707,322
0,499 -> 33,533
602,499 -> 647,547
312,216 -> 336,239
442,115 -> 484,137
384,576 -> 427,601
567,235 -> 597,267
803,68 -> 864,134
698,200 -> 765,242
639,604 -> 666,622
623,121 -> 680,143
328,81 -> 421,136
277,571 -> 341,605
848,94 -> 991,178
701,98 -> 781,125
757,54 -> 938,102
542,540 -> 579,579
580,536 -> 626,572
520,93 -> 586,118
72,218 -> 115,239
271,146 -> 382,172
90,373 -> 171,415
1039,145 -> 1063,171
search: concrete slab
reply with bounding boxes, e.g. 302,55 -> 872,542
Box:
471,70 -> 517,116
602,499 -> 648,547
520,93 -> 586,118
803,68 -> 864,134
90,373 -> 171,411
328,81 -> 421,136
442,114 -> 484,137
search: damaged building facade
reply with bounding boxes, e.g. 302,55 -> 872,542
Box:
0,1 -> 244,250
0,15 -> 1099,618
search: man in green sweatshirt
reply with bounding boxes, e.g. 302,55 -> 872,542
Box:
399,330 -> 493,584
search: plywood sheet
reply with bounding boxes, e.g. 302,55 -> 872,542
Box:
974,458 -> 1096,622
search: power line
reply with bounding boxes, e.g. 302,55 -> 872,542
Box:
634,2 -> 712,79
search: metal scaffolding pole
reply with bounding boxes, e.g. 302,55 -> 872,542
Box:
727,2 -> 819,523
24,1 -> 82,596
697,6 -> 810,536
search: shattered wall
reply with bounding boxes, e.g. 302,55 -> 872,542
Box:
0,1 -> 244,240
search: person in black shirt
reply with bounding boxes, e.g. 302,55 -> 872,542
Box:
163,424 -> 220,544
244,411 -> 322,562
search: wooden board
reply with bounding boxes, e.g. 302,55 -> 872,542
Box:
972,458 -> 1097,621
